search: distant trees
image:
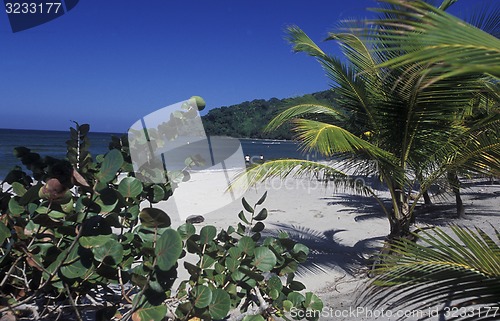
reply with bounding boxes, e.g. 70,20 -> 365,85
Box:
201,92 -> 338,140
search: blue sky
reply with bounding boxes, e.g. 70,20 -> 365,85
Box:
0,0 -> 488,133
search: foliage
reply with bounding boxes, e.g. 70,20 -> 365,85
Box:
362,225 -> 500,320
370,0 -> 500,83
0,123 -> 321,320
231,0 -> 500,238
201,91 -> 338,140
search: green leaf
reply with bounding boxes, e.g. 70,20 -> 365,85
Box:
238,210 -> 250,224
200,254 -> 216,269
241,197 -> 254,213
228,247 -> 242,258
225,257 -> 239,272
118,177 -> 143,198
251,222 -> 265,233
11,182 -> 26,196
177,223 -> 196,240
97,149 -> 123,182
139,208 -> 171,228
238,236 -> 255,255
304,292 -> 323,311
8,198 -> 24,216
155,229 -> 182,271
252,247 -> 277,272
268,275 -> 283,291
150,185 -> 165,202
79,235 -> 113,249
47,210 -> 66,220
287,292 -> 305,308
92,239 -> 124,266
61,259 -> 88,279
193,285 -> 212,308
131,305 -> 167,321
283,300 -> 293,311
269,289 -> 279,300
255,191 -> 267,206
253,208 -> 267,221
209,289 -> 231,320
242,316 -> 265,321
0,221 -> 11,244
199,225 -> 217,244
293,243 -> 310,256
289,281 -> 306,291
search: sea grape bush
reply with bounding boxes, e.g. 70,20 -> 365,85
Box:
0,122 -> 322,320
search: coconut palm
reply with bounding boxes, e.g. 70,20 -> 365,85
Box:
232,0 -> 500,239
361,225 -> 500,320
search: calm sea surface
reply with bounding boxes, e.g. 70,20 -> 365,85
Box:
0,129 -> 319,179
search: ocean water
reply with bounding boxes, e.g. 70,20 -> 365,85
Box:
0,129 -> 318,179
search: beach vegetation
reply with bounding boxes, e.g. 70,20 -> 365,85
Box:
232,0 -> 500,240
0,123 -> 322,320
362,225 -> 500,320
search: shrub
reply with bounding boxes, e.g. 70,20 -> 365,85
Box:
0,123 -> 322,320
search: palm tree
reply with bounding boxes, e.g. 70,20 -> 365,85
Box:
232,0 -> 500,239
361,225 -> 500,320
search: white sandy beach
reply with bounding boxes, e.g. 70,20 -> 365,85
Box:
156,173 -> 500,321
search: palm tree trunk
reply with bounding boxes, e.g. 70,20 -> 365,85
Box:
447,171 -> 465,218
388,187 -> 412,239
423,190 -> 432,205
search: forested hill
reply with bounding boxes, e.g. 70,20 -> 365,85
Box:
201,90 -> 337,140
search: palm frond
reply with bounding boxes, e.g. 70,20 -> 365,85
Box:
371,0 -> 500,81
286,26 -> 378,131
265,100 -> 345,132
291,118 -> 396,162
362,225 -> 500,320
229,159 -> 373,196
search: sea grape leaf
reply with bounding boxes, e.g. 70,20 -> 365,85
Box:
0,221 -> 10,244
61,259 -> 88,279
11,182 -> 26,196
199,225 -> 216,244
252,247 -> 276,272
97,149 -> 123,182
79,235 -> 113,249
118,177 -> 143,198
241,197 -> 254,213
200,254 -> 216,269
8,198 -> 24,216
92,239 -> 124,266
238,211 -> 249,224
177,223 -> 195,240
287,292 -> 305,308
289,281 -> 306,291
193,285 -> 212,308
251,222 -> 265,233
255,191 -> 267,206
238,236 -> 255,255
253,208 -> 267,221
242,316 -> 265,321
139,208 -> 171,228
131,305 -> 167,321
225,257 -> 239,272
209,289 -> 230,320
304,292 -> 323,311
155,229 -> 182,271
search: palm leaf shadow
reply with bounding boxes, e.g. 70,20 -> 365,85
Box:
270,223 -> 384,276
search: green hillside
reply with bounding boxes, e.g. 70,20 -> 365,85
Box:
201,90 -> 336,140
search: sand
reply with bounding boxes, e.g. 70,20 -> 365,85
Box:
156,174 -> 500,321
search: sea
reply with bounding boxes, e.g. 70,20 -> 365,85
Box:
0,128 -> 321,179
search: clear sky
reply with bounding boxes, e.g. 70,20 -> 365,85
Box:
0,0 -> 489,133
